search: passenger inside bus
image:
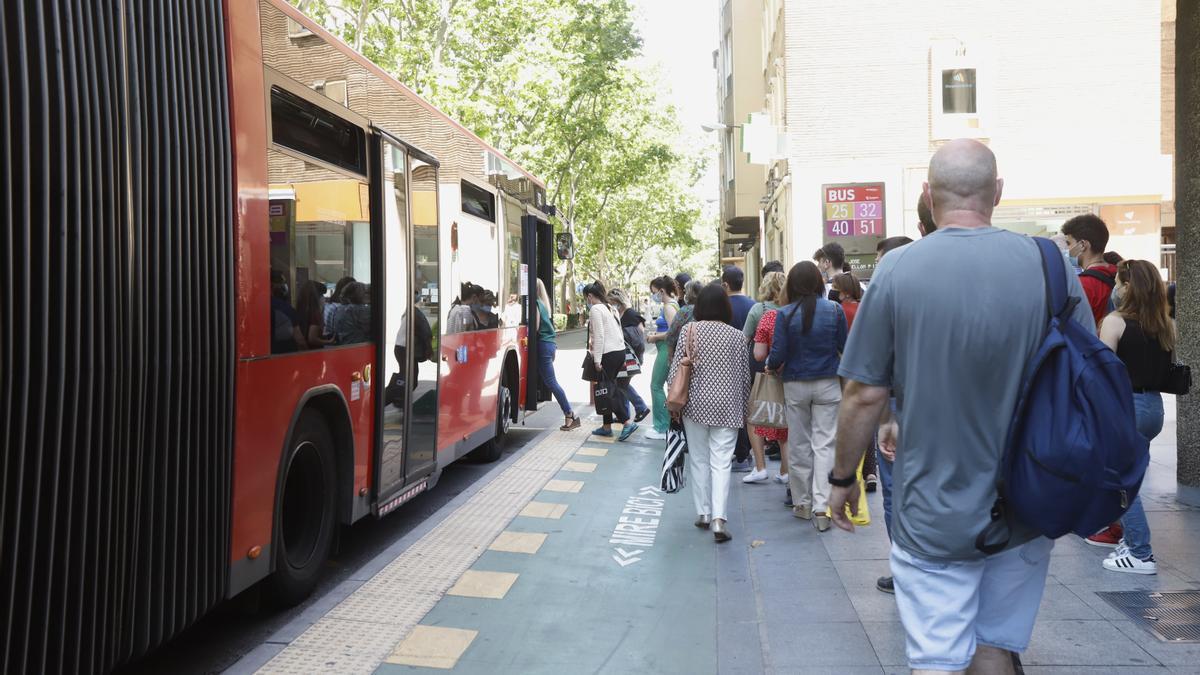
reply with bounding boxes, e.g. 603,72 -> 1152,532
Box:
271,269 -> 306,353
297,280 -> 334,349
447,282 -> 483,333
330,281 -> 371,344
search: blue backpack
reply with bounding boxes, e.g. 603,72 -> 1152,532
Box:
976,237 -> 1150,554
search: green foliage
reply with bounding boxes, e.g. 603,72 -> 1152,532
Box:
291,0 -> 709,302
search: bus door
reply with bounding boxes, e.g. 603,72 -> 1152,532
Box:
522,213 -> 555,410
373,133 -> 442,511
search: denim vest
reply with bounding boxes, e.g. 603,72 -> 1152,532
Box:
766,299 -> 847,381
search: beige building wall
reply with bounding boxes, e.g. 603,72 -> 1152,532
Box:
716,0 -> 767,288
766,0 -> 1169,273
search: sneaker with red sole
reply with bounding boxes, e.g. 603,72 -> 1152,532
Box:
1085,524 -> 1124,548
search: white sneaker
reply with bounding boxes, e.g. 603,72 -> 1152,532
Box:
1107,538 -> 1129,559
1102,552 -> 1157,575
775,473 -> 789,484
743,469 -> 769,483
643,430 -> 666,440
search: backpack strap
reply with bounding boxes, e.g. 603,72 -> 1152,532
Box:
1034,237 -> 1078,322
1080,268 -> 1115,288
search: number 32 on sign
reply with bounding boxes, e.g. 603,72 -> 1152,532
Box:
823,182 -> 885,238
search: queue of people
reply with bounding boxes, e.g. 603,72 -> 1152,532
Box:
561,139 -> 1180,674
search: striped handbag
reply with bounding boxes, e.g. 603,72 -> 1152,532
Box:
660,419 -> 687,493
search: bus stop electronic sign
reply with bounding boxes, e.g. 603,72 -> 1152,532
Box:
823,183 -> 885,238
822,182 -> 886,278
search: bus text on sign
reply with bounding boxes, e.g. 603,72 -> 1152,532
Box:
823,183 -> 885,238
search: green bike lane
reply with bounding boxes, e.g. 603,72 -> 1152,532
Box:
377,434 -> 719,674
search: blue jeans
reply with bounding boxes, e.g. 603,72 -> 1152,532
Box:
878,445 -> 894,542
624,380 -> 649,418
1121,392 -> 1165,560
538,341 -> 573,416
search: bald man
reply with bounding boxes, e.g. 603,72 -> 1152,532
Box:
828,140 -> 1094,675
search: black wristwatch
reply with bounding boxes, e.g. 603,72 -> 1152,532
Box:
828,471 -> 856,488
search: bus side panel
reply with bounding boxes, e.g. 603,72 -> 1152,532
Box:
229,347 -> 376,595
437,331 -> 504,456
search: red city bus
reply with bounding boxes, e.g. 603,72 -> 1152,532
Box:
0,1 -> 557,672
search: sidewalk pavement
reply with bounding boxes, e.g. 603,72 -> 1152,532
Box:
229,395 -> 1200,674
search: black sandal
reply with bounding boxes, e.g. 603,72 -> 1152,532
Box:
560,414 -> 581,431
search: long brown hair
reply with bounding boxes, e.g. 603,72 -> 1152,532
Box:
832,273 -> 863,302
784,261 -> 825,334
1116,259 -> 1175,352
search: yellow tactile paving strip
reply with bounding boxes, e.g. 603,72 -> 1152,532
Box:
561,460 -> 598,473
446,570 -> 519,599
383,625 -> 478,669
542,479 -> 585,493
519,501 -> 568,519
576,447 -> 609,457
256,429 -> 589,674
487,531 -> 547,554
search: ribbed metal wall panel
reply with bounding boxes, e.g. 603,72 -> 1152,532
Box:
0,1 -> 234,672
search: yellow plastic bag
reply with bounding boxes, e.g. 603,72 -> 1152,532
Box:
843,454 -> 871,526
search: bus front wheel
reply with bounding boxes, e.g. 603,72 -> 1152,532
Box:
267,411 -> 338,607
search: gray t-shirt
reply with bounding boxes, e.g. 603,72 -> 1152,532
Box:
838,226 -> 1095,560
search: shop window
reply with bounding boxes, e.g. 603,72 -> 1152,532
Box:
461,180 -> 496,222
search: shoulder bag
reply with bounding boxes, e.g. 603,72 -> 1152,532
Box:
667,323 -> 697,416
581,324 -> 600,382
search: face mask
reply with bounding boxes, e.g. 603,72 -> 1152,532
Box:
1112,285 -> 1124,307
1067,242 -> 1083,269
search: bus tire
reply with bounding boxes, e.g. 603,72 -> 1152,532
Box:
470,382 -> 512,463
266,411 -> 338,607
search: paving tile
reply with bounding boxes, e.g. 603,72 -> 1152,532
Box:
847,588 -> 903,623
488,531 -> 547,554
542,479 -> 584,493
792,662 -> 888,667
835,558 -> 895,591
861,621 -> 907,667
1050,555 -> 1197,591
717,572 -> 759,624
560,460 -> 597,473
1111,618 -> 1200,667
769,621 -> 880,668
383,625 -> 478,669
1023,619 -> 1160,667
1017,662 -> 1166,667
717,620 -> 764,674
1035,583 -> 1105,621
575,447 -> 609,457
446,570 -> 519,600
518,501 -> 568,519
762,586 -> 860,625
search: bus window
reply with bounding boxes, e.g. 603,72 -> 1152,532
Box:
266,84 -> 373,351
446,180 -> 502,332
408,154 -> 441,474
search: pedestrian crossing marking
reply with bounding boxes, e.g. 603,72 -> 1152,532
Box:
488,531 -> 547,554
384,625 -> 477,669
519,501 -> 568,519
446,570 -> 519,599
543,479 -> 584,493
562,461 -> 598,473
576,447 -> 609,457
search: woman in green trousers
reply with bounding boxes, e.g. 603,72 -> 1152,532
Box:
643,276 -> 680,440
